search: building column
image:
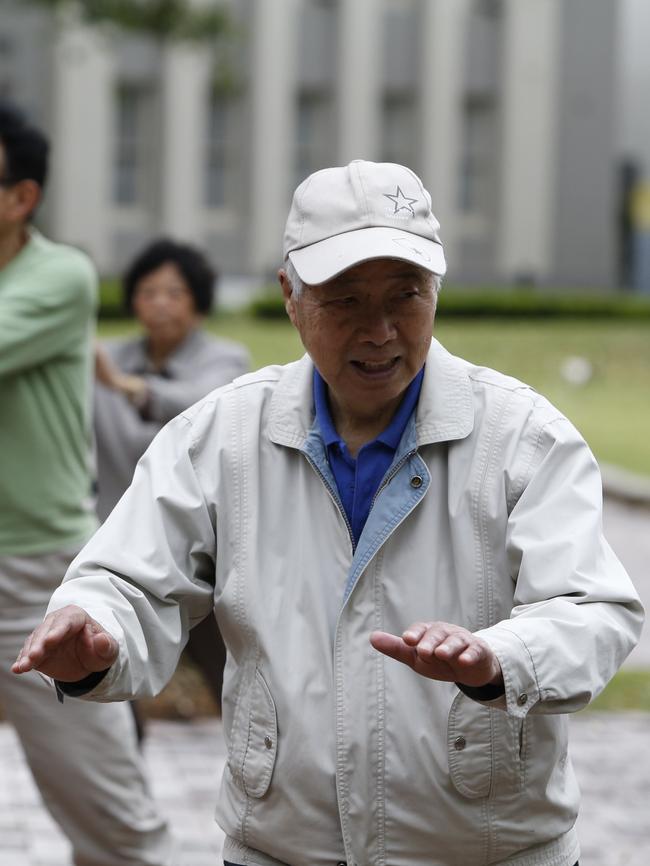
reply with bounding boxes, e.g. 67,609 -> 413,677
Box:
248,0 -> 299,276
49,19 -> 113,272
497,0 -> 562,282
336,0 -> 382,164
159,43 -> 211,241
417,0 -> 470,275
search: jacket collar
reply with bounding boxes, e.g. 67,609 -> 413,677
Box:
267,338 -> 474,449
120,327 -> 206,377
415,339 -> 475,445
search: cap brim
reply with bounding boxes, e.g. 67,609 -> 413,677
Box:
288,226 -> 446,285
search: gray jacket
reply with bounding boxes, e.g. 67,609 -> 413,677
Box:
52,340 -> 643,866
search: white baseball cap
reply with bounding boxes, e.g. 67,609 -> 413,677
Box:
283,159 -> 446,284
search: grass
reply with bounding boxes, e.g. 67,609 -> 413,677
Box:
98,314 -> 650,476
436,319 -> 650,476
586,669 -> 650,712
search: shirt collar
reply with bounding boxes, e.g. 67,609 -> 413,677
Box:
312,368 -> 340,448
312,366 -> 425,453
268,341 -> 475,451
377,367 -> 424,449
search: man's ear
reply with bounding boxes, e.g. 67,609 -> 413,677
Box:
278,268 -> 298,327
9,179 -> 41,223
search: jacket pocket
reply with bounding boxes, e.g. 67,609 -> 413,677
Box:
447,692 -> 523,798
234,669 -> 278,798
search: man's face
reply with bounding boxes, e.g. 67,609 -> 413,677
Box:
131,262 -> 200,347
282,258 -> 436,427
0,141 -> 39,241
0,142 -> 15,236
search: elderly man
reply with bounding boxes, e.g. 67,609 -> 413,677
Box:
15,160 -> 643,866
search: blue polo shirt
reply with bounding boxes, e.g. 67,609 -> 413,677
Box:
313,367 -> 424,545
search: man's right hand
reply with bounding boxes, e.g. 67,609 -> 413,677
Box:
11,604 -> 118,682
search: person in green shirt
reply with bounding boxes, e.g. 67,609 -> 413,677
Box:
0,100 -> 174,865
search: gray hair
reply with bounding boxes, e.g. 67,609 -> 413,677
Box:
283,257 -> 442,298
283,258 -> 304,298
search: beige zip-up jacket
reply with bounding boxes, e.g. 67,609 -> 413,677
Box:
49,340 -> 643,866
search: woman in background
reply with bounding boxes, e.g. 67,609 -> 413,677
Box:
94,238 -> 250,730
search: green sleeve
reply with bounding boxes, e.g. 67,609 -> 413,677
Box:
0,254 -> 97,378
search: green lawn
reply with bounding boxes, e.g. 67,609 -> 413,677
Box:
98,314 -> 650,476
585,669 -> 650,712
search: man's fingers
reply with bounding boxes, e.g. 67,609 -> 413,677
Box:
456,644 -> 485,665
413,624 -> 457,659
371,623 -> 502,687
12,606 -> 115,676
433,632 -> 472,661
28,612 -> 84,658
12,618 -> 64,673
370,631 -> 418,669
90,630 -> 118,662
402,622 -> 432,645
12,644 -> 33,674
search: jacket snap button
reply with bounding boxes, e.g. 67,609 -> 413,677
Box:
264,736 -> 273,749
410,475 -> 423,488
336,862 -> 347,865
517,693 -> 528,706
453,736 -> 466,751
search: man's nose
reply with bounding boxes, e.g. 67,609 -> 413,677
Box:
360,307 -> 397,344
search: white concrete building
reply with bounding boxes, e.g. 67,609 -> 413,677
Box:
0,0 -> 639,295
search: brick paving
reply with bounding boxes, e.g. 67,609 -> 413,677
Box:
1,712 -> 649,865
1,496 -> 648,864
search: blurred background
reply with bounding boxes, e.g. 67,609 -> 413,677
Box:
1,0 -> 648,692
1,4 -> 649,862
2,0 -> 650,296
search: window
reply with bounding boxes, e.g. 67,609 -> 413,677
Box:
205,91 -> 229,208
0,35 -> 14,98
459,98 -> 496,214
295,93 -> 332,188
381,95 -> 416,169
113,84 -> 151,206
474,0 -> 502,18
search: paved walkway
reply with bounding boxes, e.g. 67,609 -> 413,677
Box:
1,712 -> 649,865
1,497 -> 648,864
603,497 -> 650,668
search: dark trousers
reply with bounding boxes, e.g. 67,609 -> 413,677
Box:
130,613 -> 227,743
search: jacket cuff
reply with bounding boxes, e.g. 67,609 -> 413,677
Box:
55,668 -> 110,703
469,625 -> 542,717
457,680 -> 505,702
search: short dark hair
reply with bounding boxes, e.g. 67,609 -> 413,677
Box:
123,238 -> 217,315
0,100 -> 49,189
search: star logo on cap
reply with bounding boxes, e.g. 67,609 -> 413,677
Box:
384,186 -> 418,216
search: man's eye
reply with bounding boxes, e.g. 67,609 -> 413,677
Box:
331,296 -> 358,307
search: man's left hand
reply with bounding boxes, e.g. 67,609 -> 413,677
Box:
370,621 -> 503,688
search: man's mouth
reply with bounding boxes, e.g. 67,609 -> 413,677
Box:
351,357 -> 400,374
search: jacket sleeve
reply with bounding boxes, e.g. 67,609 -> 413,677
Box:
474,414 -> 644,719
45,411 -> 217,701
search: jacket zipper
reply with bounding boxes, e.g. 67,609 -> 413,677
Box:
303,453 -> 356,554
